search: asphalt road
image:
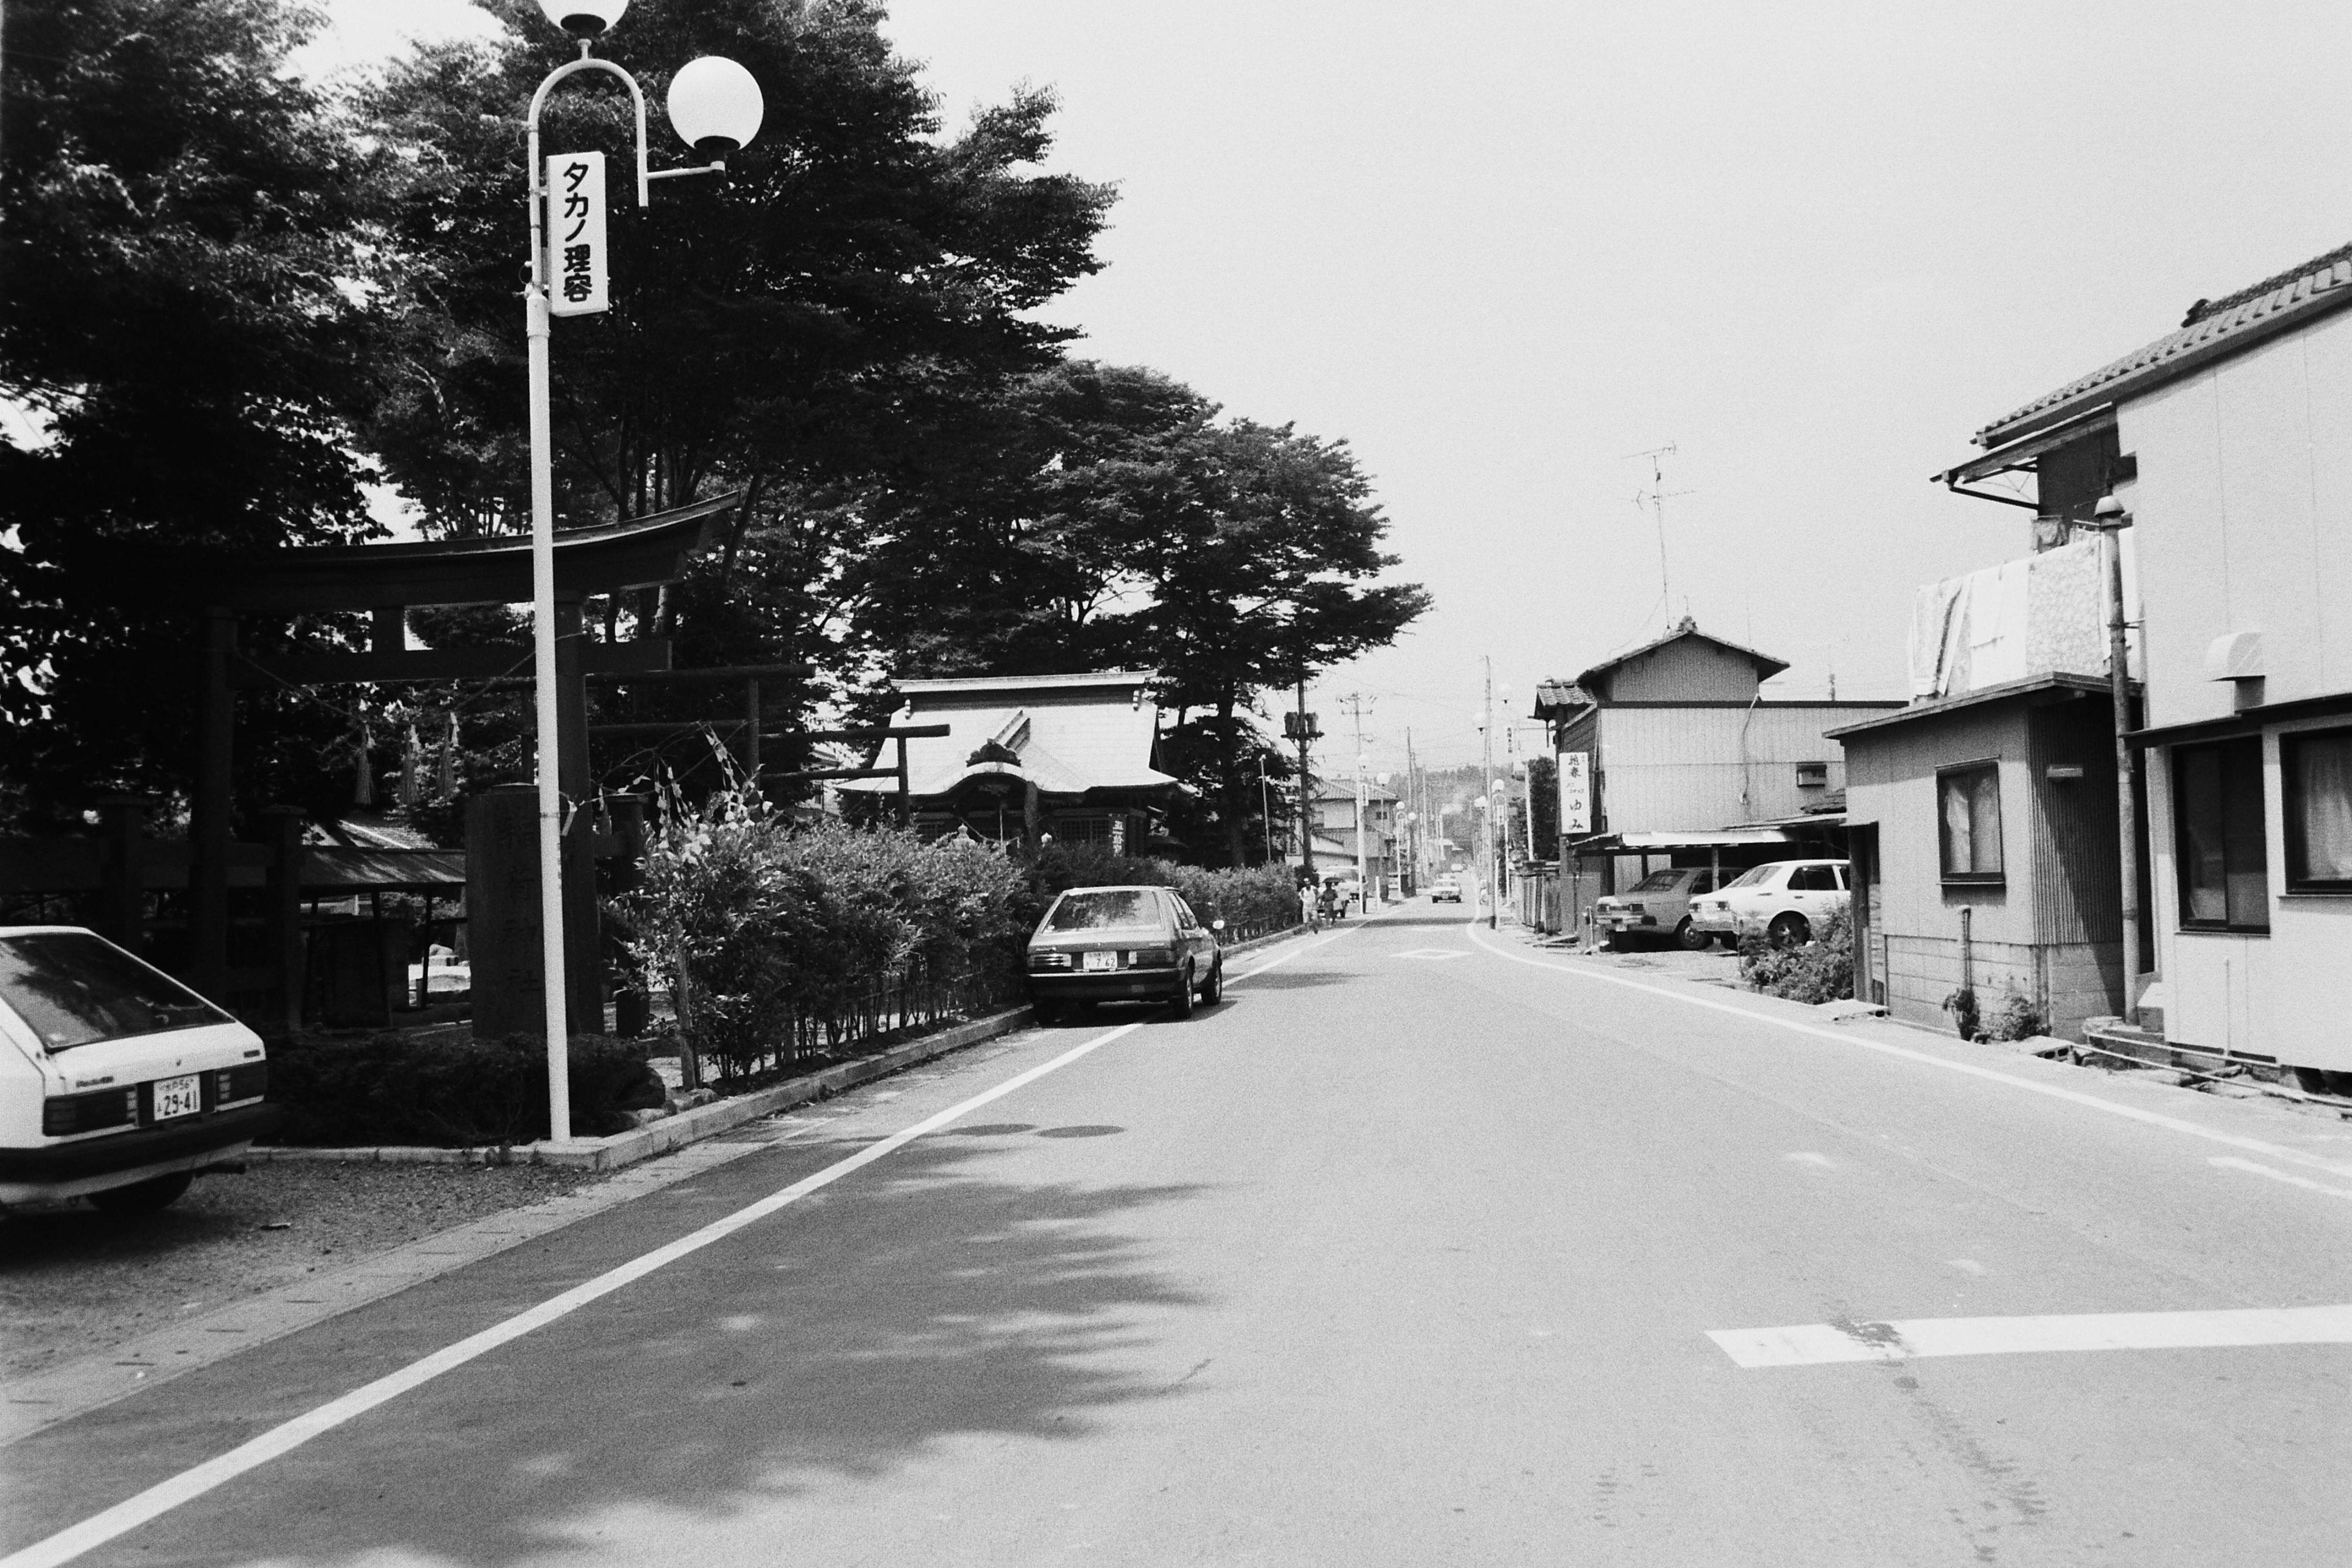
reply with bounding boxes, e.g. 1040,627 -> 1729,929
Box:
9,901 -> 2352,1566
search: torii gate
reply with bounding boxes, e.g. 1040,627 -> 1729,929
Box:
160,493 -> 744,1019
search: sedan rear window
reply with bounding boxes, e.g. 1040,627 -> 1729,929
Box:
0,933 -> 231,1052
1722,864 -> 1782,890
1044,891 -> 1164,932
1628,869 -> 1695,894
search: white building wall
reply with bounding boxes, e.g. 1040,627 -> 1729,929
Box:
2121,310 -> 2352,1070
1598,704 -> 1886,830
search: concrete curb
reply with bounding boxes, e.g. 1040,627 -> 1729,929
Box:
248,1004 -> 1036,1173
247,922 -> 1313,1174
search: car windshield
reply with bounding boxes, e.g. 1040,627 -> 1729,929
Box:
0,932 -> 232,1052
1044,890 -> 1163,932
1722,864 -> 1781,891
1628,869 -> 1693,894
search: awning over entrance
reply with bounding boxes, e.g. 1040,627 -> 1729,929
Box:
1564,828 -> 1801,856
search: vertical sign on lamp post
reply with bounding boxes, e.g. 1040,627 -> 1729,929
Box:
547,152 -> 608,318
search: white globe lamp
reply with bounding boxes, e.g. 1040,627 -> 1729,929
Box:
668,57 -> 766,158
538,0 -> 627,38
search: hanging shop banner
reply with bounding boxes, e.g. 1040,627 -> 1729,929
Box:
546,151 -> 609,317
1560,752 -> 1592,835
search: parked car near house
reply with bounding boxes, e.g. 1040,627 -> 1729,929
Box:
1592,867 -> 1723,949
0,926 -> 280,1214
1025,886 -> 1224,1023
1693,860 -> 1851,947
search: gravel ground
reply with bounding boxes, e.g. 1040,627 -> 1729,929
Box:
1,1162 -> 608,1382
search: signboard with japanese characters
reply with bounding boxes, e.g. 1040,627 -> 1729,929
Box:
1560,751 -> 1592,835
546,152 -> 608,317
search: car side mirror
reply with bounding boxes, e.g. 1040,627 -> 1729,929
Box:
1212,918 -> 1226,932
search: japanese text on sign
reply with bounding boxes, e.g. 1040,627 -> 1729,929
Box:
1560,752 -> 1592,835
546,152 -> 608,317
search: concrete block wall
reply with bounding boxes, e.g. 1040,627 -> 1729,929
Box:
1876,933 -> 2119,1042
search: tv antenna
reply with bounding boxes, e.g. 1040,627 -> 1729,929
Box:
1626,443 -> 1694,622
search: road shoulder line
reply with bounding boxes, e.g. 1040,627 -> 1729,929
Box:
1461,919 -> 2352,1181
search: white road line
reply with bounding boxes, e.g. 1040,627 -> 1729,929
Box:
6,918 -> 1366,1567
6,1020 -> 1154,1568
1459,919 -> 2352,1182
1709,1304 -> 2352,1368
2210,1156 -> 2352,1202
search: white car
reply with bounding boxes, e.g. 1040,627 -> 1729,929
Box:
1691,860 -> 1851,947
0,927 -> 279,1213
1429,875 -> 1463,904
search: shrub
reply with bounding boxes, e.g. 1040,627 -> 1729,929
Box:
1738,907 -> 1854,1004
1020,844 -> 1297,932
617,791 -> 1030,1082
1982,989 -> 2044,1042
267,1031 -> 662,1147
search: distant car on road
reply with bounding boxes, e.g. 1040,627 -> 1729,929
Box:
1592,867 -> 1722,949
0,926 -> 280,1214
1692,860 -> 1851,947
1026,886 -> 1224,1024
1429,874 -> 1463,903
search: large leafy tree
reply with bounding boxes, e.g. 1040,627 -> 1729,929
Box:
0,0 -> 393,829
1138,421 -> 1430,864
355,1 -> 1115,803
852,361 -> 1428,863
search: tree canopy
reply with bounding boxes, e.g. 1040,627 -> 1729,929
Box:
0,0 -> 1431,862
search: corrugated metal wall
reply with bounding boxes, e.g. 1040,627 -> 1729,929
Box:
2026,701 -> 2122,944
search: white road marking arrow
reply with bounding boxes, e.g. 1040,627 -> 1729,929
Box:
1395,948 -> 1469,961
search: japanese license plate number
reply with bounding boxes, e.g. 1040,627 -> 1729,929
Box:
152,1073 -> 202,1121
1082,950 -> 1117,972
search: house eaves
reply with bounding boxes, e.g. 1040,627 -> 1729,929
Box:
1974,243 -> 2352,450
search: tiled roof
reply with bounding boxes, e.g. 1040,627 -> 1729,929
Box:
1977,242 -> 2352,447
1552,620 -> 1787,691
838,691 -> 1177,799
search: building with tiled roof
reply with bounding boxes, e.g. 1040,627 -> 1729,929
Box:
838,671 -> 1184,848
1930,238 -> 2352,1085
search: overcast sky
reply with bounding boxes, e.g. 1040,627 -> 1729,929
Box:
322,1 -> 2352,774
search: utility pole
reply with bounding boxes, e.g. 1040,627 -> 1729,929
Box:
1483,657 -> 1498,929
1288,679 -> 1319,881
2091,495 -> 2143,1025
1337,692 -> 1371,908
1405,727 -> 1419,893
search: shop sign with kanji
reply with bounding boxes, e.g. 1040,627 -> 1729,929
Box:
546,151 -> 608,317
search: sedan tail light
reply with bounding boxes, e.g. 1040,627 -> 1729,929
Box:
1127,948 -> 1176,968
43,1087 -> 139,1137
1028,951 -> 1074,971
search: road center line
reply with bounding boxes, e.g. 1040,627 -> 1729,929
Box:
1708,1303 -> 2352,1367
6,922 -> 1360,1568
1460,919 -> 2352,1182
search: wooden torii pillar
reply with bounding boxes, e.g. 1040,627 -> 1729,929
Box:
167,493 -> 743,1020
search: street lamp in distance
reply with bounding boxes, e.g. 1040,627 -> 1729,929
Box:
522,0 -> 764,1143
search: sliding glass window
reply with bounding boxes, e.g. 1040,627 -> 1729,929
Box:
2284,727 -> 2352,893
2174,736 -> 2268,931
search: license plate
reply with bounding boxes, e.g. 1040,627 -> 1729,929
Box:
152,1073 -> 202,1121
1082,950 -> 1117,972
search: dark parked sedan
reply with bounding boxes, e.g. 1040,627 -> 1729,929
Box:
1026,886 -> 1224,1023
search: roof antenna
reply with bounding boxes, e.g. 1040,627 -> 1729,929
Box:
1627,443 -> 1693,630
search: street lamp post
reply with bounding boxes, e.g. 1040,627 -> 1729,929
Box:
523,0 -> 763,1141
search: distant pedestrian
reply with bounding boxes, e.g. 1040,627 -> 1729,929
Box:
1300,879 -> 1319,930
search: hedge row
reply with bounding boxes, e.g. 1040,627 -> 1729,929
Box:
267,1031 -> 663,1147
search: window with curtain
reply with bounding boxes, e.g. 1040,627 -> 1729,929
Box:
1937,762 -> 2003,882
2174,736 -> 2269,930
2284,727 -> 2352,892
